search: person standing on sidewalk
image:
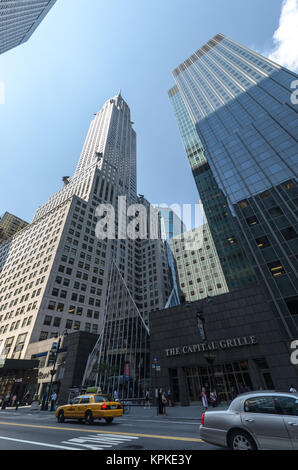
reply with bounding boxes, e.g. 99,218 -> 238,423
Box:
209,390 -> 217,408
157,388 -> 163,415
161,391 -> 168,416
167,389 -> 172,407
50,392 -> 57,411
201,387 -> 208,412
144,390 -> 150,409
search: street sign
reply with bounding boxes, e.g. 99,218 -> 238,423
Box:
152,357 -> 158,364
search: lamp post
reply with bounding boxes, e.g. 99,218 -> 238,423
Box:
196,296 -> 217,396
45,330 -> 68,411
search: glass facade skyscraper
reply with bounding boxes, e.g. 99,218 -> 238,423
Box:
169,33 -> 298,339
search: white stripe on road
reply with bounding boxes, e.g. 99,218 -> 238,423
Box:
61,433 -> 140,450
0,436 -> 81,450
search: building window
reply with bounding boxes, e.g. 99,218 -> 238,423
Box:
65,319 -> 73,330
53,317 -> 61,328
281,227 -> 297,241
246,215 -> 259,227
267,261 -> 286,277
39,331 -> 48,341
48,301 -> 56,310
256,236 -> 271,249
268,206 -> 283,218
43,315 -> 52,326
238,200 -> 248,209
285,297 -> 298,316
68,305 -> 75,314
57,303 -> 64,312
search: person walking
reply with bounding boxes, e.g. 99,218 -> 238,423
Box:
289,384 -> 297,393
157,388 -> 163,415
167,389 -> 172,407
209,390 -> 217,408
50,392 -> 57,412
113,389 -> 119,401
201,387 -> 208,412
12,394 -> 17,407
161,391 -> 168,416
144,390 -> 150,409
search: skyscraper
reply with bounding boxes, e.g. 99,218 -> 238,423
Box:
0,93 -> 171,374
169,223 -> 229,302
158,207 -> 186,240
0,0 -> 57,55
169,34 -> 298,339
0,212 -> 28,243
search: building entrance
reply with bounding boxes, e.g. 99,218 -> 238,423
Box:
185,360 -> 254,403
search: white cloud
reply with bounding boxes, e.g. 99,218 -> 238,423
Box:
267,0 -> 298,72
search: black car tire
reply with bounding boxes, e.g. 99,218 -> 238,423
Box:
228,430 -> 257,450
85,410 -> 94,425
105,417 -> 113,424
57,410 -> 65,423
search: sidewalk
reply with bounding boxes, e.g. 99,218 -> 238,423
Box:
124,403 -> 228,420
1,403 -> 229,421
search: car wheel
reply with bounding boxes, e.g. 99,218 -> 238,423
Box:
105,417 -> 113,424
57,410 -> 65,423
85,410 -> 94,425
229,430 -> 257,450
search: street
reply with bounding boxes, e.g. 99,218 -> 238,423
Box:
0,408 -> 222,451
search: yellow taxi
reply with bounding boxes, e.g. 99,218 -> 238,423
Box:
56,394 -> 123,424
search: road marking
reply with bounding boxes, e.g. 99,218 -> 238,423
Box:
0,421 -> 203,443
61,433 -> 140,450
0,436 -> 81,450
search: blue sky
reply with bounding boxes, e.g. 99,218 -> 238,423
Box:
0,0 -> 292,224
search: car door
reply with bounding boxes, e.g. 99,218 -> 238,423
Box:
275,395 -> 298,450
78,396 -> 91,418
240,395 -> 292,450
64,396 -> 81,418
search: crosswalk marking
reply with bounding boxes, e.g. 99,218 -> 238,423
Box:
61,433 -> 139,450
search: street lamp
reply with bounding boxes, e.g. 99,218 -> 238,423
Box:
45,329 -> 68,411
196,296 -> 218,395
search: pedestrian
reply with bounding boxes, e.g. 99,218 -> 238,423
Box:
161,391 -> 168,416
15,399 -> 20,411
113,389 -> 119,401
12,394 -> 17,407
5,393 -> 11,407
209,390 -> 217,408
289,384 -> 297,393
50,392 -> 57,411
167,389 -> 172,407
231,385 -> 237,399
144,390 -> 150,409
201,387 -> 208,412
158,388 -> 163,415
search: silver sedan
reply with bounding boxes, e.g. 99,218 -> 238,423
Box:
200,391 -> 298,450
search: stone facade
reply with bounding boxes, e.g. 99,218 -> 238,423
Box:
150,285 -> 298,405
